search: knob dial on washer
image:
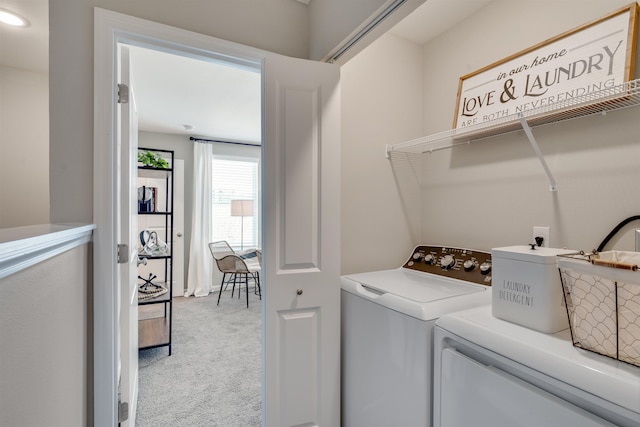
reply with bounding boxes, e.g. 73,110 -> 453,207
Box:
440,254 -> 456,269
423,254 -> 436,265
480,262 -> 492,275
463,260 -> 476,271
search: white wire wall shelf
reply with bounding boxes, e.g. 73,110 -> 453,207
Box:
385,78 -> 640,191
387,78 -> 640,154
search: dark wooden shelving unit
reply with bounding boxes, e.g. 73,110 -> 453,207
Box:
137,147 -> 174,355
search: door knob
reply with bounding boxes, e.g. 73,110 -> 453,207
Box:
177,232 -> 183,237
297,289 -> 303,295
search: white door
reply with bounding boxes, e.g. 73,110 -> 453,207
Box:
118,44 -> 139,427
263,53 -> 341,426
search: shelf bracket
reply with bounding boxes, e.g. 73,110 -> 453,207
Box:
518,115 -> 557,192
385,144 -> 392,159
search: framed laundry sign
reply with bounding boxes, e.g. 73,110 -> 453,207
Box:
453,2 -> 639,129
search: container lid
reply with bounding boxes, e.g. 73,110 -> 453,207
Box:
492,245 -> 576,264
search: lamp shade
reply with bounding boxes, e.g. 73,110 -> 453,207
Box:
230,199 -> 254,217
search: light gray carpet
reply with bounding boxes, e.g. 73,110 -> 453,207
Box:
136,290 -> 262,426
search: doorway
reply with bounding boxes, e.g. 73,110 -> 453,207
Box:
124,43 -> 263,425
95,9 -> 342,426
93,12 -> 268,423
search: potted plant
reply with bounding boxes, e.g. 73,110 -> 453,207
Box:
138,150 -> 169,169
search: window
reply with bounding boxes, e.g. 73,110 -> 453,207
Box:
211,155 -> 260,251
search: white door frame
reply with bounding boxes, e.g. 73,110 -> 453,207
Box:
93,9 -> 265,425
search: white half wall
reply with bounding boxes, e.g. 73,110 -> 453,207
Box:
0,243 -> 90,426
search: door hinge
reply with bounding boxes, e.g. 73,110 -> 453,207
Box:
118,401 -> 129,423
117,83 -> 129,104
117,244 -> 129,264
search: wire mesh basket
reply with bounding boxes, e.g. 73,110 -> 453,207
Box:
558,251 -> 640,367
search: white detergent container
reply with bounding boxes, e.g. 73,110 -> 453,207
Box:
492,245 -> 576,333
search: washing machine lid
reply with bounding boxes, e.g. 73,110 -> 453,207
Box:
342,268 -> 484,303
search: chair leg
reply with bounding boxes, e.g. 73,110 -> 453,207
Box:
252,272 -> 258,295
245,273 -> 249,308
217,272 -> 227,306
222,273 -> 232,291
231,274 -> 237,298
256,272 -> 261,300
251,272 -> 261,298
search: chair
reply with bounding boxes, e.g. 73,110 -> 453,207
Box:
209,240 -> 235,292
209,241 -> 261,308
237,248 -> 262,296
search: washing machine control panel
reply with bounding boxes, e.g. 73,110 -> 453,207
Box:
403,245 -> 492,286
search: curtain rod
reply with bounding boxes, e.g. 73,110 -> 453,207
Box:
189,136 -> 260,147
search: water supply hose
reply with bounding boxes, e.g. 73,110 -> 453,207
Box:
596,215 -> 640,252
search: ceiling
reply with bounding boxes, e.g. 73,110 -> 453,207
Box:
1,0 -> 494,142
127,46 -> 262,143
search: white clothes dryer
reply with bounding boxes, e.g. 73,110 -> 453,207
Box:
434,306 -> 640,427
341,245 -> 493,427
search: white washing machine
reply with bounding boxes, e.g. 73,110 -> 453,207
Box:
433,305 -> 640,427
341,245 -> 493,427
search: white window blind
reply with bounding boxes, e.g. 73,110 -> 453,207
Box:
212,157 -> 259,250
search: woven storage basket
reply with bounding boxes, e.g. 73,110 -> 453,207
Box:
558,251 -> 640,367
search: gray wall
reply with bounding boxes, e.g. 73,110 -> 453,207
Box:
0,65 -> 49,228
49,0 -> 308,224
340,0 -> 640,274
49,0 -> 393,225
419,0 -> 640,253
341,33 -> 424,273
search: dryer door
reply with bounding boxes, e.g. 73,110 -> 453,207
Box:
437,348 -> 616,427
